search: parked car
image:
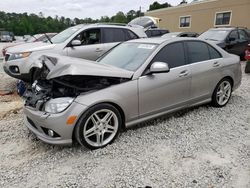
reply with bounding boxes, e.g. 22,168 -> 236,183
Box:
2,33 -> 57,56
23,37 -> 242,149
0,31 -> 13,42
199,27 -> 250,59
3,24 -> 147,82
145,28 -> 169,37
245,44 -> 250,73
162,32 -> 199,38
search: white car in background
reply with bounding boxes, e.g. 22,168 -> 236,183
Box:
3,24 -> 147,82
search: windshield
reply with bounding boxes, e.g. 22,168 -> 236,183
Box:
199,30 -> 229,41
27,34 -> 42,42
51,25 -> 82,44
98,42 -> 157,71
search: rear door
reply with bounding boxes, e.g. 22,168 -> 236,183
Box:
102,28 -> 138,52
185,41 -> 222,102
138,42 -> 191,117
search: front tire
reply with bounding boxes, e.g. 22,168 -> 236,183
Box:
75,103 -> 122,150
211,78 -> 232,107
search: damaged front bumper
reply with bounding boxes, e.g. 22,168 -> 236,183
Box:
24,101 -> 88,145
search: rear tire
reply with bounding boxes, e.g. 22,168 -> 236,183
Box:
75,103 -> 122,150
211,78 -> 232,107
245,61 -> 250,73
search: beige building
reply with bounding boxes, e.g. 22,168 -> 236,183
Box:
145,0 -> 250,33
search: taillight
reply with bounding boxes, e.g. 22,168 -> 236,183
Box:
245,44 -> 250,60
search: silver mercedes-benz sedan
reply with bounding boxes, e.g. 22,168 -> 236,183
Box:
23,37 -> 242,149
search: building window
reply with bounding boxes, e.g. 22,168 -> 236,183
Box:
180,16 -> 191,28
215,11 -> 231,26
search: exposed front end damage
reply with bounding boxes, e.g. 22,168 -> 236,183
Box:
23,54 -> 132,111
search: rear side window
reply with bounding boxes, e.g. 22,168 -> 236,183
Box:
186,41 -> 210,63
208,45 -> 222,59
102,28 -> 126,43
238,30 -> 248,40
125,29 -> 138,40
152,42 -> 186,68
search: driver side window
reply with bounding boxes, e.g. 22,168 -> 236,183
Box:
74,29 -> 101,45
151,42 -> 186,69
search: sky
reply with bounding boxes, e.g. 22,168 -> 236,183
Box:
0,0 -> 192,19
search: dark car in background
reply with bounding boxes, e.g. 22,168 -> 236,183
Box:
162,32 -> 199,38
145,28 -> 169,37
199,27 -> 250,59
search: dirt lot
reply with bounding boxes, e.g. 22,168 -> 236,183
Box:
0,62 -> 250,188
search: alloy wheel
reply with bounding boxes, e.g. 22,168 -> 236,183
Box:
216,80 -> 232,106
83,109 -> 119,147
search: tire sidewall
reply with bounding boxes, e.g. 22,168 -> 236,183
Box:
75,103 -> 122,150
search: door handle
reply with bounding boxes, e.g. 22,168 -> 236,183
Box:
179,70 -> 189,77
95,48 -> 103,52
213,62 -> 220,67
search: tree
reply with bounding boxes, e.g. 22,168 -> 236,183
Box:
149,1 -> 172,11
112,12 -> 127,23
179,0 -> 188,5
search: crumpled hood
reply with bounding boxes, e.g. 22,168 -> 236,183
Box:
38,53 -> 134,80
7,42 -> 56,53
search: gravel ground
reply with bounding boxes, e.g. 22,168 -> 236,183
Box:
0,63 -> 250,188
0,60 -> 17,94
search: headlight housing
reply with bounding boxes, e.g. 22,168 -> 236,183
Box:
9,52 -> 31,61
44,97 -> 74,114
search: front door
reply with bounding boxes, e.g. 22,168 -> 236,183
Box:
138,42 -> 191,117
66,28 -> 106,61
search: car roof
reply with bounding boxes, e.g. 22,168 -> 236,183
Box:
126,37 -> 203,45
209,27 -> 235,31
73,23 -> 143,30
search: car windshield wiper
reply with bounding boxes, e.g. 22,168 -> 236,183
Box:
44,33 -> 53,44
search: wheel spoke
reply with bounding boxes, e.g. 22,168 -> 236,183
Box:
96,133 -> 104,146
224,84 -> 230,91
91,115 -> 99,126
106,124 -> 115,131
219,96 -> 224,104
225,92 -> 230,98
85,126 -> 97,138
102,112 -> 113,123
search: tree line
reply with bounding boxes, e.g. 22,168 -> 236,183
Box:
0,1 -> 184,36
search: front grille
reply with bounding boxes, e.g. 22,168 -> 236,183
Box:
5,54 -> 10,61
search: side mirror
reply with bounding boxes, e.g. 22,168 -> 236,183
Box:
147,62 -> 170,75
71,40 -> 81,46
